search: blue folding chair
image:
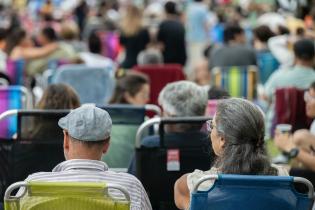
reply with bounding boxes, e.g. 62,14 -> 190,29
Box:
190,174 -> 314,210
52,64 -> 115,106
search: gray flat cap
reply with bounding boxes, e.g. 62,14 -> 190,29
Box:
58,105 -> 112,141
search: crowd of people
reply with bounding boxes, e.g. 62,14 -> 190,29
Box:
1,0 -> 315,209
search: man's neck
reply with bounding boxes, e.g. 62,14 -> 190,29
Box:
295,60 -> 314,68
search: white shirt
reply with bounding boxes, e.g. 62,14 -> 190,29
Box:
79,52 -> 116,71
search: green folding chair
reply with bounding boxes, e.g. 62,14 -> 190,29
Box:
4,181 -> 130,210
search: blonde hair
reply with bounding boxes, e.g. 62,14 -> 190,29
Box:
120,5 -> 143,36
60,20 -> 80,40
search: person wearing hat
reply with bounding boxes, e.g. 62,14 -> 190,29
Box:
22,105 -> 152,210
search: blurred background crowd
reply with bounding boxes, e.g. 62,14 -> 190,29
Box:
0,0 -> 315,209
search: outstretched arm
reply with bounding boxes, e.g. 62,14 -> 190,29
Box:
21,43 -> 58,60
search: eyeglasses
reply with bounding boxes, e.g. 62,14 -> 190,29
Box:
304,91 -> 315,102
206,120 -> 216,133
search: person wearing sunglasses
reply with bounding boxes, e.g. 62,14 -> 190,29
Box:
174,98 -> 288,210
274,81 -> 315,171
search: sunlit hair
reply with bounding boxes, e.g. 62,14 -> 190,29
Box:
109,72 -> 149,104
158,81 -> 207,117
37,84 -> 80,109
214,98 -> 277,175
120,5 -> 143,36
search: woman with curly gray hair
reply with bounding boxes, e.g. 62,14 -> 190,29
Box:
174,98 -> 288,210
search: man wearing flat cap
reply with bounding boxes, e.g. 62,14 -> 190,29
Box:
23,105 -> 152,210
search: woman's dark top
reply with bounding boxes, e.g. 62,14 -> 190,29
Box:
157,19 -> 187,66
120,28 -> 150,69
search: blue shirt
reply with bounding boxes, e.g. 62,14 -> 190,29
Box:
186,2 -> 208,42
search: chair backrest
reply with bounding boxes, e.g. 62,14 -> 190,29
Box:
0,86 -> 28,139
102,104 -> 160,169
4,181 -> 130,210
0,109 -> 68,199
256,52 -> 280,84
190,174 -> 314,210
212,66 -> 258,100
6,60 -> 25,86
98,31 -> 121,61
273,87 -> 312,135
135,117 -> 215,210
133,64 -> 185,105
205,100 -> 219,118
52,64 -> 115,105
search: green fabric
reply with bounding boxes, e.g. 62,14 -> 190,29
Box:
228,67 -> 241,97
213,66 -> 257,100
102,125 -> 138,168
5,182 -> 130,210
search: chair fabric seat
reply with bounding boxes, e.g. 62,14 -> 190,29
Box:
190,174 -> 313,210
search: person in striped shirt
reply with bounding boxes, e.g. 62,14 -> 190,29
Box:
22,105 -> 152,210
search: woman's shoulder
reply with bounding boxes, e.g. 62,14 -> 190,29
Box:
187,167 -> 219,193
9,46 -> 22,60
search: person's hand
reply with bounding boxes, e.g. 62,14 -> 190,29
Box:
274,130 -> 296,153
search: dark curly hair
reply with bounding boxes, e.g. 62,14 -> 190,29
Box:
214,98 -> 277,175
37,84 -> 80,109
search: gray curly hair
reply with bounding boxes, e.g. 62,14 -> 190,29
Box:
158,81 -> 207,117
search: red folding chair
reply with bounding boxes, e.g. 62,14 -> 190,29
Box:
133,64 -> 186,105
272,87 -> 312,135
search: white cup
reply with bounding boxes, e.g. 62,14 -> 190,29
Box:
276,124 -> 292,133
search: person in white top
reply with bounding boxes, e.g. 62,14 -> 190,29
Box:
174,98 -> 288,210
275,81 -> 315,171
79,31 -> 116,73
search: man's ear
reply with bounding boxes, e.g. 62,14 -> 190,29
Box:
102,137 -> 110,154
63,130 -> 70,151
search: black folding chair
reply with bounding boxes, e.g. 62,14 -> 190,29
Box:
135,117 -> 216,210
0,110 -> 68,199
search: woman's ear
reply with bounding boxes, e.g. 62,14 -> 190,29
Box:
219,136 -> 225,151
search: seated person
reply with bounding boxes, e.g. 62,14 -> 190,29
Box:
174,98 -> 288,210
128,81 -> 212,174
20,105 -> 152,210
6,28 -> 58,61
208,24 -> 257,70
22,84 -> 81,141
27,26 -> 78,76
275,81 -> 315,171
208,86 -> 230,100
37,84 -> 80,110
109,72 -> 150,105
79,31 -> 116,71
137,48 -> 164,66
